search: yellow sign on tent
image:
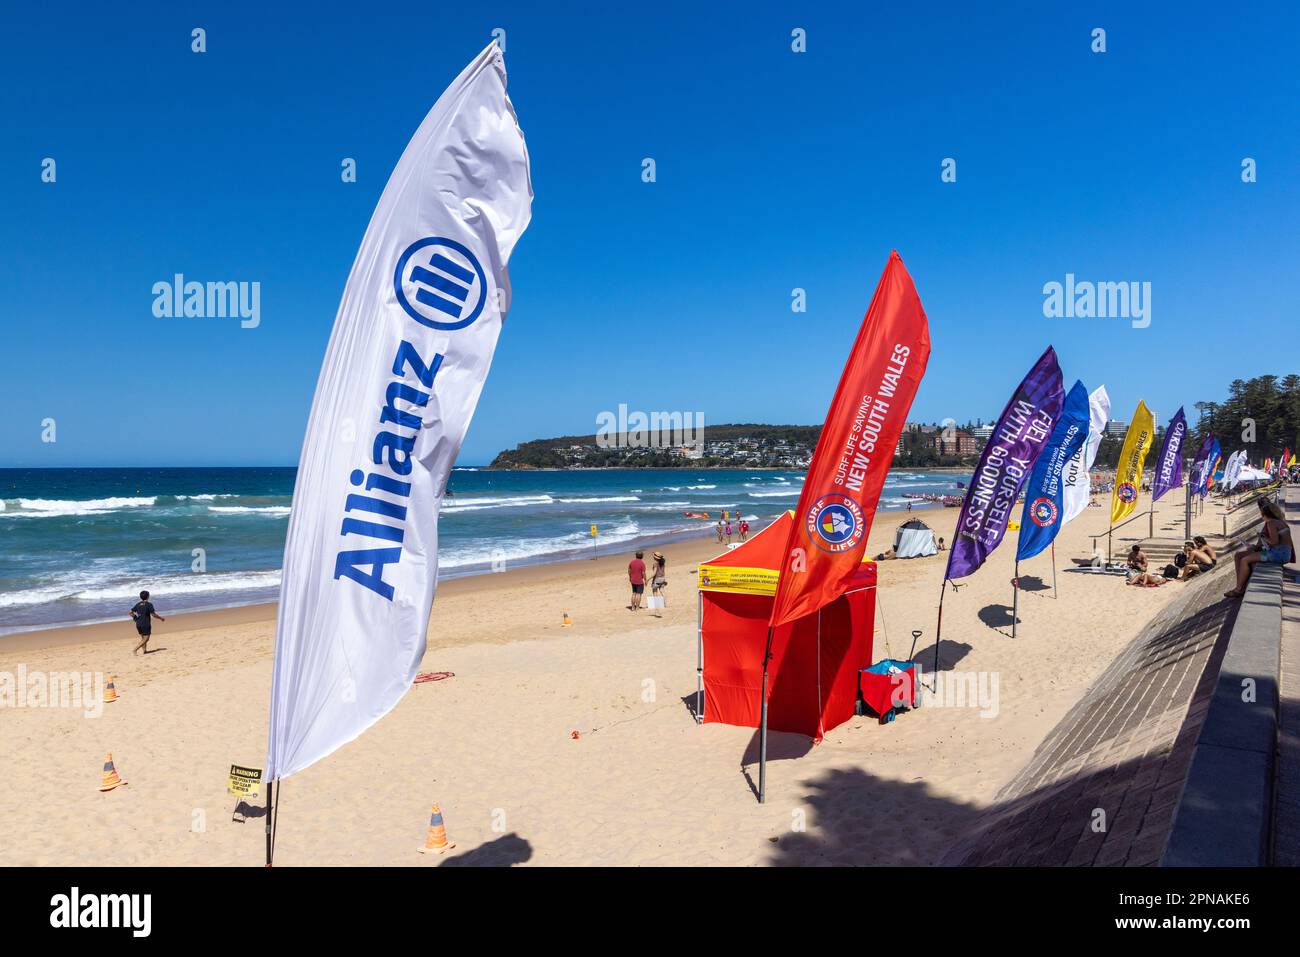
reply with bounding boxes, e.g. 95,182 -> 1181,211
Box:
697,564 -> 780,596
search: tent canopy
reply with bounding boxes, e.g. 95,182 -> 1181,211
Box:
891,518 -> 937,558
697,512 -> 875,740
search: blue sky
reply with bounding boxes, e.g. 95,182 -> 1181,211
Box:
2,2 -> 1296,466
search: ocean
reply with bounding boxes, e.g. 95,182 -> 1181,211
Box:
0,466 -> 970,634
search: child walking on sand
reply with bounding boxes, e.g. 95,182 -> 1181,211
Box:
129,590 -> 165,654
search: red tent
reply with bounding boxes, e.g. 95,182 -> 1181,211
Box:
695,512 -> 875,741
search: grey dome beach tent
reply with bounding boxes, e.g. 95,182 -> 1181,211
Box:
892,518 -> 938,558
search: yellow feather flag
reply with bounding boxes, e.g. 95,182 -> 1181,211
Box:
1110,401 -> 1156,525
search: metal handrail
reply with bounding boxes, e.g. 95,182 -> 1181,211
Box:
1221,483 -> 1282,537
1091,504 -> 1157,557
1223,482 -> 1282,515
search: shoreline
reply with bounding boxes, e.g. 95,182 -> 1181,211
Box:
0,499 -> 958,640
0,530 -> 736,655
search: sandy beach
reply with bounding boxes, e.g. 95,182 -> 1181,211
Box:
1,493 -> 1222,866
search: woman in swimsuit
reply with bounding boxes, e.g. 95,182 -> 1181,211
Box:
1225,499 -> 1293,599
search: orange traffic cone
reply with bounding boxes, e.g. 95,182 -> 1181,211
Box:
99,753 -> 126,792
103,676 -> 119,703
562,611 -> 572,627
417,803 -> 454,854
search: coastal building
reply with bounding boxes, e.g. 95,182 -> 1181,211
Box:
932,429 -> 978,457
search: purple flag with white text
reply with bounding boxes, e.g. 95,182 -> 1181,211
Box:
945,346 -> 1065,580
1150,407 -> 1188,501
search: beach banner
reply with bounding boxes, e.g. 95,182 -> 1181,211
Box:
1188,434 -> 1215,496
768,251 -> 931,628
1224,449 -> 1245,490
1016,380 -> 1090,561
1061,384 -> 1110,526
946,346 -> 1064,580
1207,450 -> 1224,489
1108,402 -> 1155,524
1199,438 -> 1221,496
266,43 -> 533,781
1150,407 -> 1188,502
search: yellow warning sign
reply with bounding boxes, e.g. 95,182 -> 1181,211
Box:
227,764 -> 262,797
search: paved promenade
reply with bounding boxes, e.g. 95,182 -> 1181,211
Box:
1274,487 -> 1300,864
946,562 -> 1236,866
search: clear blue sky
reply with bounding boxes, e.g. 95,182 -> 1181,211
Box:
3,2 -> 1296,467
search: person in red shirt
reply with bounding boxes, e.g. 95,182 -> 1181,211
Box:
627,551 -> 647,610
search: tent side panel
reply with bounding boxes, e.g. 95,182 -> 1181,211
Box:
818,590 -> 875,734
701,591 -> 822,737
700,591 -> 768,729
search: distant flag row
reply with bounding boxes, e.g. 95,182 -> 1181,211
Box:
940,346 -> 1226,583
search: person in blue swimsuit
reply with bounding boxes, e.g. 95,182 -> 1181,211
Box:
1225,499 -> 1294,599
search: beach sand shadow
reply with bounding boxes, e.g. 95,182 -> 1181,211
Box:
440,832 -> 533,867
741,730 -> 814,799
767,766 -> 981,865
680,691 -> 703,722
912,639 -> 973,673
1015,575 -> 1050,593
231,800 -> 266,822
977,604 -> 1017,633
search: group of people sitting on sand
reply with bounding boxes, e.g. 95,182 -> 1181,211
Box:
1125,537 -> 1217,587
1123,498 -> 1293,595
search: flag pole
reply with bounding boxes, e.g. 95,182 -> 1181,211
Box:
264,778 -> 276,867
758,627 -> 774,804
933,579 -> 949,678
695,588 -> 704,724
1051,542 -> 1058,599
1011,561 -> 1019,639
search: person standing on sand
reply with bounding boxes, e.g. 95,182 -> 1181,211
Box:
649,551 -> 667,614
739,518 -> 749,542
129,590 -> 164,655
715,520 -> 724,543
628,551 -> 647,611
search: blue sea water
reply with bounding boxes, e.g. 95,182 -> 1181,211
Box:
0,466 -> 969,633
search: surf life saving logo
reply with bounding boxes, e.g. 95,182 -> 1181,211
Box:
805,493 -> 865,553
1029,497 -> 1059,528
1117,482 -> 1137,503
394,237 -> 488,331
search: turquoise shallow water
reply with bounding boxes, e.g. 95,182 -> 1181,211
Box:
0,466 -> 969,633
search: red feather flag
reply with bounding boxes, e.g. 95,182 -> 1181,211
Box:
768,251 -> 931,628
